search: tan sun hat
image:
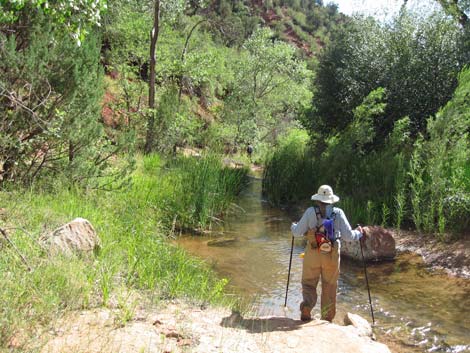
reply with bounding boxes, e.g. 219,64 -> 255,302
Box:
311,185 -> 340,204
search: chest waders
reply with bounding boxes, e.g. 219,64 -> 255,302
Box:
299,207 -> 341,322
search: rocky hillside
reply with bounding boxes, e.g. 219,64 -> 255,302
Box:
208,0 -> 348,56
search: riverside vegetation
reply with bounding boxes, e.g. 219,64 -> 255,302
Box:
263,8 -> 470,238
0,154 -> 248,347
264,69 -> 470,236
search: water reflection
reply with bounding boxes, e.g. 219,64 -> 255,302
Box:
177,179 -> 470,353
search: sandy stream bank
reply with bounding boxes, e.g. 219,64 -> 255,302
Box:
394,231 -> 470,279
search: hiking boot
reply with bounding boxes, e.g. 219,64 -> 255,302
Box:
300,305 -> 312,322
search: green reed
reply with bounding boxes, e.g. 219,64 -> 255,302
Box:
0,153 -> 244,348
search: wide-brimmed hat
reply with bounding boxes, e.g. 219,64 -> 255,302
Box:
311,185 -> 340,204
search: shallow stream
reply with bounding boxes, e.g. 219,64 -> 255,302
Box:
177,179 -> 470,352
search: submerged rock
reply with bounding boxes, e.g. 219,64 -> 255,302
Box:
207,237 -> 237,247
342,226 -> 396,262
40,218 -> 101,255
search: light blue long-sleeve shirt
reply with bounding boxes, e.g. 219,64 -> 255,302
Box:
291,206 -> 362,241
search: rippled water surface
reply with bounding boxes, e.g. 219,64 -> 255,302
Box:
177,179 -> 470,352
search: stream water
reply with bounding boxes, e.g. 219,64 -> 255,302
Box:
177,178 -> 470,352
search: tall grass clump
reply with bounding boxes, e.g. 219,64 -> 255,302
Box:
0,153 -> 243,348
408,68 -> 470,235
262,129 -> 313,205
162,154 -> 249,231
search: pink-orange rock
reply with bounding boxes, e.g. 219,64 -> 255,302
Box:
40,218 -> 100,255
341,226 -> 396,262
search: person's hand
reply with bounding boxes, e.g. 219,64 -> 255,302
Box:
356,225 -> 366,244
291,222 -> 298,232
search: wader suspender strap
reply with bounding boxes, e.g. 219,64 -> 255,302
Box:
331,209 -> 338,241
314,206 -> 322,232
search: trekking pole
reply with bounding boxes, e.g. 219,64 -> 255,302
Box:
358,225 -> 375,325
284,235 -> 295,307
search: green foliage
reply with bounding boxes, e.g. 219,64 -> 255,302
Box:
262,129 -> 313,205
162,154 -> 249,230
0,15 -> 135,187
148,85 -> 204,152
408,67 -> 470,233
103,2 -> 151,67
0,154 -> 240,346
100,0 -> 344,157
223,27 -> 312,148
0,0 -> 107,45
264,66 -> 470,237
264,88 -> 408,225
435,0 -> 470,27
381,203 -> 390,227
308,10 -> 466,142
102,6 -> 237,152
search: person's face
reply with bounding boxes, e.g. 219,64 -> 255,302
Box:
315,201 -> 328,210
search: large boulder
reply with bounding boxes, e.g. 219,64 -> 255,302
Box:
40,218 -> 100,255
341,226 -> 396,262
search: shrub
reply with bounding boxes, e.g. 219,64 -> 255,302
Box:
0,13 -> 135,188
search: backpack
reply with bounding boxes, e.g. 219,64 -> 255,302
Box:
313,206 -> 338,253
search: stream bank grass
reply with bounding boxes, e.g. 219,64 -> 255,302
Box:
0,153 -> 244,348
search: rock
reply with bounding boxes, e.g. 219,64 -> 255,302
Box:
222,158 -> 245,169
341,226 -> 396,262
178,147 -> 201,158
344,313 -> 373,337
256,318 -> 390,353
207,237 -> 237,247
0,207 -> 7,220
41,303 -> 391,353
40,218 -> 100,255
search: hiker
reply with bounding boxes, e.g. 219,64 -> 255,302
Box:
246,144 -> 253,161
291,185 -> 364,322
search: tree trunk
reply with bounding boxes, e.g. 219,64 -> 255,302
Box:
178,19 -> 207,106
69,141 -> 75,162
144,0 -> 161,155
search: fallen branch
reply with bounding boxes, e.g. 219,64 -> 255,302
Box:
3,226 -> 47,252
0,227 -> 32,271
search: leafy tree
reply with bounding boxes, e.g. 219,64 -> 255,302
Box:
103,1 -> 151,71
223,28 -> 312,148
103,2 -> 234,149
0,0 -> 107,45
410,67 -> 470,233
307,10 -> 467,145
144,0 -> 205,154
0,8 -> 134,186
435,0 -> 469,27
